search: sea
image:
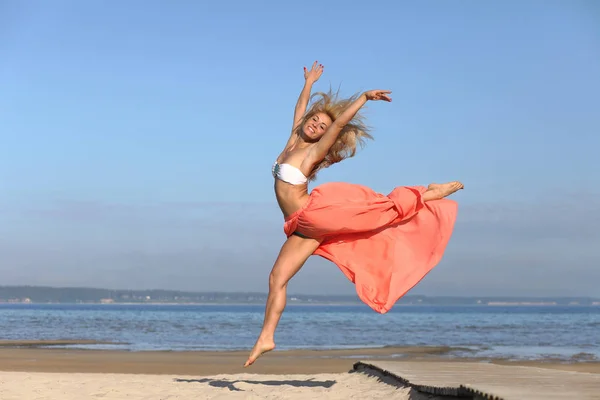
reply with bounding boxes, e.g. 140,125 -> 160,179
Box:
1,303 -> 598,362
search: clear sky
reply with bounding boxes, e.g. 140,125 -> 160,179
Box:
1,0 -> 599,297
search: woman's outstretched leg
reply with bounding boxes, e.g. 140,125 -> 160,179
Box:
244,234 -> 321,367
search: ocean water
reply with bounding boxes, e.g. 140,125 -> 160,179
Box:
0,303 -> 598,362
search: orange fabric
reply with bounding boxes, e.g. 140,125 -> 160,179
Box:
284,182 -> 458,314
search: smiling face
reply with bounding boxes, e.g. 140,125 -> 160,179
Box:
302,112 -> 333,141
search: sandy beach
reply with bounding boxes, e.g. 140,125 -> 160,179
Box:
0,341 -> 599,399
0,370 -> 426,400
0,344 -> 442,399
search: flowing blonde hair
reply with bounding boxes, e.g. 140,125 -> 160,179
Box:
296,88 -> 373,181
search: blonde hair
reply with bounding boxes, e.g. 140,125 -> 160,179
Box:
296,89 -> 373,181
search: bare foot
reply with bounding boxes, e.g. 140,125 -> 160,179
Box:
423,181 -> 464,201
244,338 -> 275,367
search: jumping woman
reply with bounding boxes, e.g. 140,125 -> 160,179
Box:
244,61 -> 463,367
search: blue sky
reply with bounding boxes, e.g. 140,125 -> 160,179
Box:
1,1 -> 599,297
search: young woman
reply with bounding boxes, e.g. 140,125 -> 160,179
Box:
244,61 -> 463,367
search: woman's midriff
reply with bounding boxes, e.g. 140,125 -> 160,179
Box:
274,180 -> 311,219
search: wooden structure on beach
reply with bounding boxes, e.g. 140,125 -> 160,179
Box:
354,360 -> 600,400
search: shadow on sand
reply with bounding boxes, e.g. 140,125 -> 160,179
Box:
174,377 -> 337,392
174,367 -> 467,399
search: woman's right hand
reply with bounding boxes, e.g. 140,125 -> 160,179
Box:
304,61 -> 324,83
364,89 -> 392,102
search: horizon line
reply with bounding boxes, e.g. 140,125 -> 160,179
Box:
0,285 -> 598,300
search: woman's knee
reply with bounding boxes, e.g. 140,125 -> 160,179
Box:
268,271 -> 287,290
267,235 -> 321,290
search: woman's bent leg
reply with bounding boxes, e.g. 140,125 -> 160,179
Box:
244,234 -> 321,367
287,181 -> 463,239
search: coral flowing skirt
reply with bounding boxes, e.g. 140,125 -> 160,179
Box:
283,182 -> 458,314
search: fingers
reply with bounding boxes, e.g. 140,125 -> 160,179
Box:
304,61 -> 318,71
376,90 -> 392,101
365,89 -> 392,102
304,61 -> 323,72
379,90 -> 392,101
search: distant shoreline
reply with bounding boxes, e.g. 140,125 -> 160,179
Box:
2,285 -> 599,306
1,301 -> 599,307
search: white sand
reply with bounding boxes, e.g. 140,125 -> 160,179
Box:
0,371 -> 431,400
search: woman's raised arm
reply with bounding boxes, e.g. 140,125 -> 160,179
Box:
304,89 -> 391,166
285,61 -> 323,147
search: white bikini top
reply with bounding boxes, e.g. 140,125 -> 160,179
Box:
272,161 -> 308,185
